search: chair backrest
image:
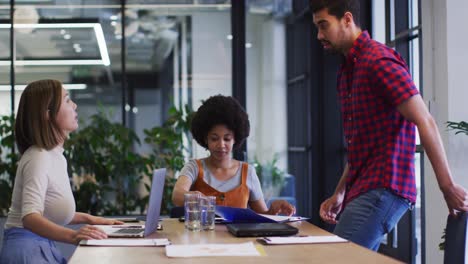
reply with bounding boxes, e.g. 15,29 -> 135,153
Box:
279,173 -> 296,197
444,212 -> 468,264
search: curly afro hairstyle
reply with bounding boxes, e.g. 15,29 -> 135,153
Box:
191,95 -> 250,150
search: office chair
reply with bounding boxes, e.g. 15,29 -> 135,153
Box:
444,211 -> 468,264
266,174 -> 297,208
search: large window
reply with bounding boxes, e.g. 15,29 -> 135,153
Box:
0,0 -> 291,202
246,1 -> 291,202
0,3 -> 11,117
373,0 -> 422,263
0,0 -> 296,224
0,1 -> 235,157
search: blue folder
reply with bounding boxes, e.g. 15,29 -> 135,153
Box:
214,206 -> 278,223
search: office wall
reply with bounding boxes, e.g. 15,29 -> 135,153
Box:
422,0 -> 468,263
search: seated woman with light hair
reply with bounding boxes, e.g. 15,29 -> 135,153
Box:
0,79 -> 122,264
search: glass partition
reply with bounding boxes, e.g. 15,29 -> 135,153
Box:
246,0 -> 291,201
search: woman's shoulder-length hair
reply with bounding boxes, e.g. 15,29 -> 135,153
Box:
15,79 -> 65,154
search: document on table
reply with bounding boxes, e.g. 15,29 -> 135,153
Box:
165,242 -> 263,257
215,206 -> 309,223
257,235 -> 347,245
80,238 -> 170,247
258,214 -> 310,223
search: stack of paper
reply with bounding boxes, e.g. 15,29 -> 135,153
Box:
166,242 -> 262,257
257,235 -> 347,245
80,238 -> 170,247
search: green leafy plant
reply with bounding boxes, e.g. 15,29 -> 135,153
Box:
144,104 -> 194,215
65,110 -> 153,216
0,114 -> 19,216
252,154 -> 286,200
447,121 -> 468,136
439,228 -> 446,250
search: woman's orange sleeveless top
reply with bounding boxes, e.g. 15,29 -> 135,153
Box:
191,159 -> 249,208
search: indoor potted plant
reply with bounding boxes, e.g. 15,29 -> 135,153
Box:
252,154 -> 286,202
0,114 -> 18,216
65,110 -> 153,216
143,104 -> 194,215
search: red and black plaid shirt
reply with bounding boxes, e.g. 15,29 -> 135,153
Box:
338,31 -> 418,205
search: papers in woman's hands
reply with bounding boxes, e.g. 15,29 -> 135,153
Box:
215,206 -> 309,223
80,238 -> 170,247
258,214 -> 309,223
257,235 -> 347,245
165,242 -> 262,257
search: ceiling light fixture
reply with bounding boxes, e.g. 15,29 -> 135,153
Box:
0,83 -> 87,91
0,23 -> 110,66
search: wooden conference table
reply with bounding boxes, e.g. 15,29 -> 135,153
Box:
69,218 -> 402,264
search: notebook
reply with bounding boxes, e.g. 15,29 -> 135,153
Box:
226,223 -> 299,237
98,168 -> 166,238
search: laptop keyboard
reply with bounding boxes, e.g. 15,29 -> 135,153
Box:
113,228 -> 144,234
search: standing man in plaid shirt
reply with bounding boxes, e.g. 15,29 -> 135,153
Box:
311,0 -> 468,251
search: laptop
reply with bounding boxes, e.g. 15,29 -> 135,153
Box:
226,222 -> 299,237
100,168 -> 166,238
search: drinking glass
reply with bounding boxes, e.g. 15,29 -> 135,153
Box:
201,196 -> 216,230
184,192 -> 201,231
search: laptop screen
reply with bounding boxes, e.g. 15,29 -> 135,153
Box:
143,168 -> 166,237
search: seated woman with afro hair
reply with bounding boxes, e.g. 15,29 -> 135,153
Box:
172,95 -> 295,215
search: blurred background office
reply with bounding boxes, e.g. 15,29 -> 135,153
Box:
0,1 -> 466,263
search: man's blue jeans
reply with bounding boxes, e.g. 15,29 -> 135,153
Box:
333,188 -> 411,251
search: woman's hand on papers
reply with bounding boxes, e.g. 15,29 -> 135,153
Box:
267,200 -> 296,216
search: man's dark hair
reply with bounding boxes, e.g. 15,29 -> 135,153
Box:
190,95 -> 250,150
310,0 -> 361,27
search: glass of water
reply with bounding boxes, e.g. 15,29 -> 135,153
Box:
184,192 -> 201,231
201,196 -> 216,230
